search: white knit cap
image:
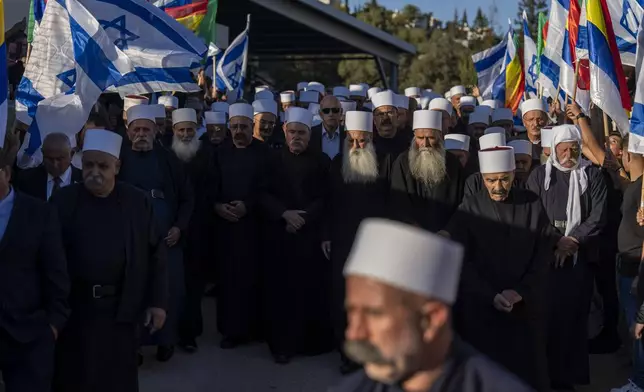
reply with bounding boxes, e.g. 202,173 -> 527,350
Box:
333,86 -> 350,99
345,111 -> 373,133
367,87 -> 382,99
508,139 -> 533,156
349,84 -> 367,97
150,104 -> 166,119
340,101 -> 357,112
468,108 -> 490,125
492,108 -> 514,124
459,96 -> 476,108
280,91 -> 295,103
158,95 -> 178,109
395,94 -> 410,109
371,91 -> 396,109
541,127 -> 555,148
344,218 -> 464,304
205,111 -> 227,125
297,82 -> 308,91
478,132 -> 507,150
172,108 -> 197,126
478,147 -> 516,174
299,91 -> 319,104
126,104 -> 156,126
404,87 -> 422,97
444,134 -> 471,152
450,85 -> 467,96
229,103 -> 254,120
123,95 -> 149,111
480,99 -> 503,110
252,99 -> 278,116
285,107 -> 313,129
211,102 -> 229,113
83,129 -> 123,159
413,110 -> 442,131
520,98 -> 547,115
429,98 -> 454,116
307,82 -> 325,94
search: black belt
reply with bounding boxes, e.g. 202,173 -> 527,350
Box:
73,284 -> 119,299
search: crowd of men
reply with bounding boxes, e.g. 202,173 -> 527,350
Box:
0,78 -> 642,392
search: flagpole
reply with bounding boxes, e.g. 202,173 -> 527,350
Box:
572,59 -> 580,102
602,111 -> 610,139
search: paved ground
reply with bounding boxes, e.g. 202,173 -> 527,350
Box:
139,297 -> 633,392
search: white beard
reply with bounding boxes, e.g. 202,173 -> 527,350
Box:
172,135 -> 201,162
408,139 -> 447,187
342,142 -> 379,184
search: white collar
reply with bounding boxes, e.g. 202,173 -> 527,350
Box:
322,125 -> 339,138
48,165 -> 72,184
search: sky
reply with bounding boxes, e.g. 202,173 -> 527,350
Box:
353,0 -> 519,32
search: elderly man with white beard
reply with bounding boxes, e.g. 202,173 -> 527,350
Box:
390,110 -> 464,232
322,111 -> 391,374
526,124 -> 608,391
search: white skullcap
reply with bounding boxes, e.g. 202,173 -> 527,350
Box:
349,84 -> 367,97
285,107 -> 313,129
492,108 -> 514,124
418,97 -> 430,110
126,104 -> 156,126
172,108 -> 197,126
344,218 -> 464,304
413,110 -> 442,131
333,86 -> 350,99
205,111 -> 227,125
509,139 -> 533,156
444,91 -> 453,100
520,98 -> 547,115
308,103 -> 320,114
340,101 -> 357,113
367,87 -> 382,99
481,99 -> 503,110
478,132 -> 507,150
444,134 -> 471,152
150,104 -> 166,119
123,95 -> 149,111
405,87 -> 422,97
229,103 -> 254,120
541,127 -> 555,148
255,85 -> 270,94
478,147 -> 516,174
484,126 -> 506,135
255,90 -> 273,101
371,91 -> 396,109
158,95 -> 178,109
345,111 -> 373,133
450,85 -> 467,96
459,96 -> 476,108
83,129 -> 123,159
468,108 -> 490,125
280,91 -> 295,103
307,82 -> 325,94
297,82 -> 308,91
363,102 -> 374,111
395,94 -> 410,109
211,102 -> 229,113
252,99 -> 278,116
299,91 -> 319,104
429,98 -> 454,116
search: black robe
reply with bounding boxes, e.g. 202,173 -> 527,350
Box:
260,146 -> 332,356
329,337 -> 534,392
373,132 -> 408,181
526,164 -> 608,387
390,151 -> 465,232
445,188 -> 553,391
214,140 -> 268,340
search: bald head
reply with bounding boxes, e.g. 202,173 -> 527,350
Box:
42,133 -> 72,178
320,95 -> 342,130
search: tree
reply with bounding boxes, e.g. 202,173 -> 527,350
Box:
461,10 -> 468,26
453,8 -> 459,24
516,0 -> 548,38
473,7 -> 490,30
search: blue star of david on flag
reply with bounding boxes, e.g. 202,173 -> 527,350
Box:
99,15 -> 139,51
57,69 -> 77,90
527,55 -> 537,83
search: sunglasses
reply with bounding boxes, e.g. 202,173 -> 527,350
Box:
321,108 -> 341,115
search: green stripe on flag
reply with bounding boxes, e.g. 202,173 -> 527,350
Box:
536,12 -> 547,76
197,0 -> 218,44
27,0 -> 35,43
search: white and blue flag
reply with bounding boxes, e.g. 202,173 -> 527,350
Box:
80,0 -> 207,95
629,20 -> 644,153
608,0 -> 643,67
523,10 -> 538,98
16,0 -> 132,156
216,19 -> 249,101
472,33 -> 508,100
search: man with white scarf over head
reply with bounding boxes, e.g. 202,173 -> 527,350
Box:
526,124 -> 608,391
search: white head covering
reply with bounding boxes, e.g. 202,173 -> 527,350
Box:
404,87 -> 422,97
211,102 -> 229,113
299,91 -> 319,104
395,94 -> 410,110
484,126 -> 506,135
124,95 -> 149,111
371,91 -> 396,109
340,101 -> 357,113
280,91 -> 295,103
344,218 -> 464,304
254,90 -> 273,101
83,129 -> 123,159
444,91 -> 453,100
345,111 -> 373,133
413,110 -> 442,131
492,108 -> 514,124
459,96 -> 476,108
418,96 -> 430,110
480,99 -> 503,110
307,82 -> 325,94
468,108 -> 490,125
541,128 -> 554,148
205,111 -> 227,125
285,107 -> 313,129
308,103 -> 320,114
429,98 -> 454,116
252,99 -> 278,116
255,85 -> 270,93
450,85 -> 467,97
349,84 -> 367,97
158,95 -> 179,109
229,103 -> 254,120
150,104 -> 166,119
520,98 -> 547,115
126,104 -> 156,126
172,108 -> 197,126
478,132 -> 507,150
508,139 -> 533,156
297,82 -> 308,91
333,86 -> 351,99
444,134 -> 470,152
544,125 -> 591,264
478,147 -> 516,174
367,87 -> 382,99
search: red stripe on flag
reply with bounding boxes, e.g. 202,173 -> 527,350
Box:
543,21 -> 549,41
599,0 -> 632,111
165,0 -> 208,19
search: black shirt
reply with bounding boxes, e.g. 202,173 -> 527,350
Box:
618,177 -> 644,277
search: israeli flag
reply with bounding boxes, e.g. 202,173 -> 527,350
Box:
608,0 -> 643,67
16,0 -> 132,156
472,33 -> 508,100
629,20 -> 644,153
216,19 -> 249,101
538,0 -> 567,100
523,11 -> 539,98
80,0 -> 207,95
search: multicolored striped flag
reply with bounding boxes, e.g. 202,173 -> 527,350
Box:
27,0 -> 47,43
0,0 -> 6,147
492,25 -> 525,113
561,0 -> 591,111
155,0 -> 217,43
537,12 -> 547,75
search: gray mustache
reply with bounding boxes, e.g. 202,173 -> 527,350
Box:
343,340 -> 392,366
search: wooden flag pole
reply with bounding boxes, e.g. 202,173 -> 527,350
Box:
602,111 -> 610,140
572,60 -> 580,102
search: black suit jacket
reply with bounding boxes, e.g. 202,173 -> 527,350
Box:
14,165 -> 83,201
0,191 -> 70,343
309,124 -> 345,157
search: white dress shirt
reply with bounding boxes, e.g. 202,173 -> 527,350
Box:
321,126 -> 341,159
47,166 -> 73,200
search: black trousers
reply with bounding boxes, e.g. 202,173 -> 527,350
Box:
0,326 -> 55,392
179,263 -> 206,341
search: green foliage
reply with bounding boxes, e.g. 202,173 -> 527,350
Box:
473,7 -> 490,29
516,0 -> 548,38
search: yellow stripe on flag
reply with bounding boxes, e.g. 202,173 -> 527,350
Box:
176,13 -> 206,32
506,55 -> 523,107
0,0 -> 5,45
586,0 -> 609,42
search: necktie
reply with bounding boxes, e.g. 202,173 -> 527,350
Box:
52,177 -> 62,197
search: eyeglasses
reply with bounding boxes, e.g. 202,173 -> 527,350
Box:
375,111 -> 396,118
321,108 -> 341,115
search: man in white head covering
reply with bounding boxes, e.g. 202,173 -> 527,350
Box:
491,108 -> 515,136
429,98 -> 455,135
467,107 -> 491,142
123,94 -> 149,124
332,219 -> 533,392
449,85 -> 467,108
119,105 -> 194,362
444,134 -> 471,168
370,91 -> 408,174
390,110 -> 465,232
50,129 -> 168,391
261,106 -> 331,364
395,94 -> 412,137
349,84 -> 367,109
310,95 -> 345,159
508,139 -> 534,184
463,132 -> 509,197
443,146 -> 551,391
158,95 -> 179,139
457,96 -> 477,118
520,98 -> 549,162
280,91 -> 296,114
204,111 -> 228,146
526,124 -> 608,390
251,99 -> 281,148
299,91 -> 320,108
171,108 -> 200,163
